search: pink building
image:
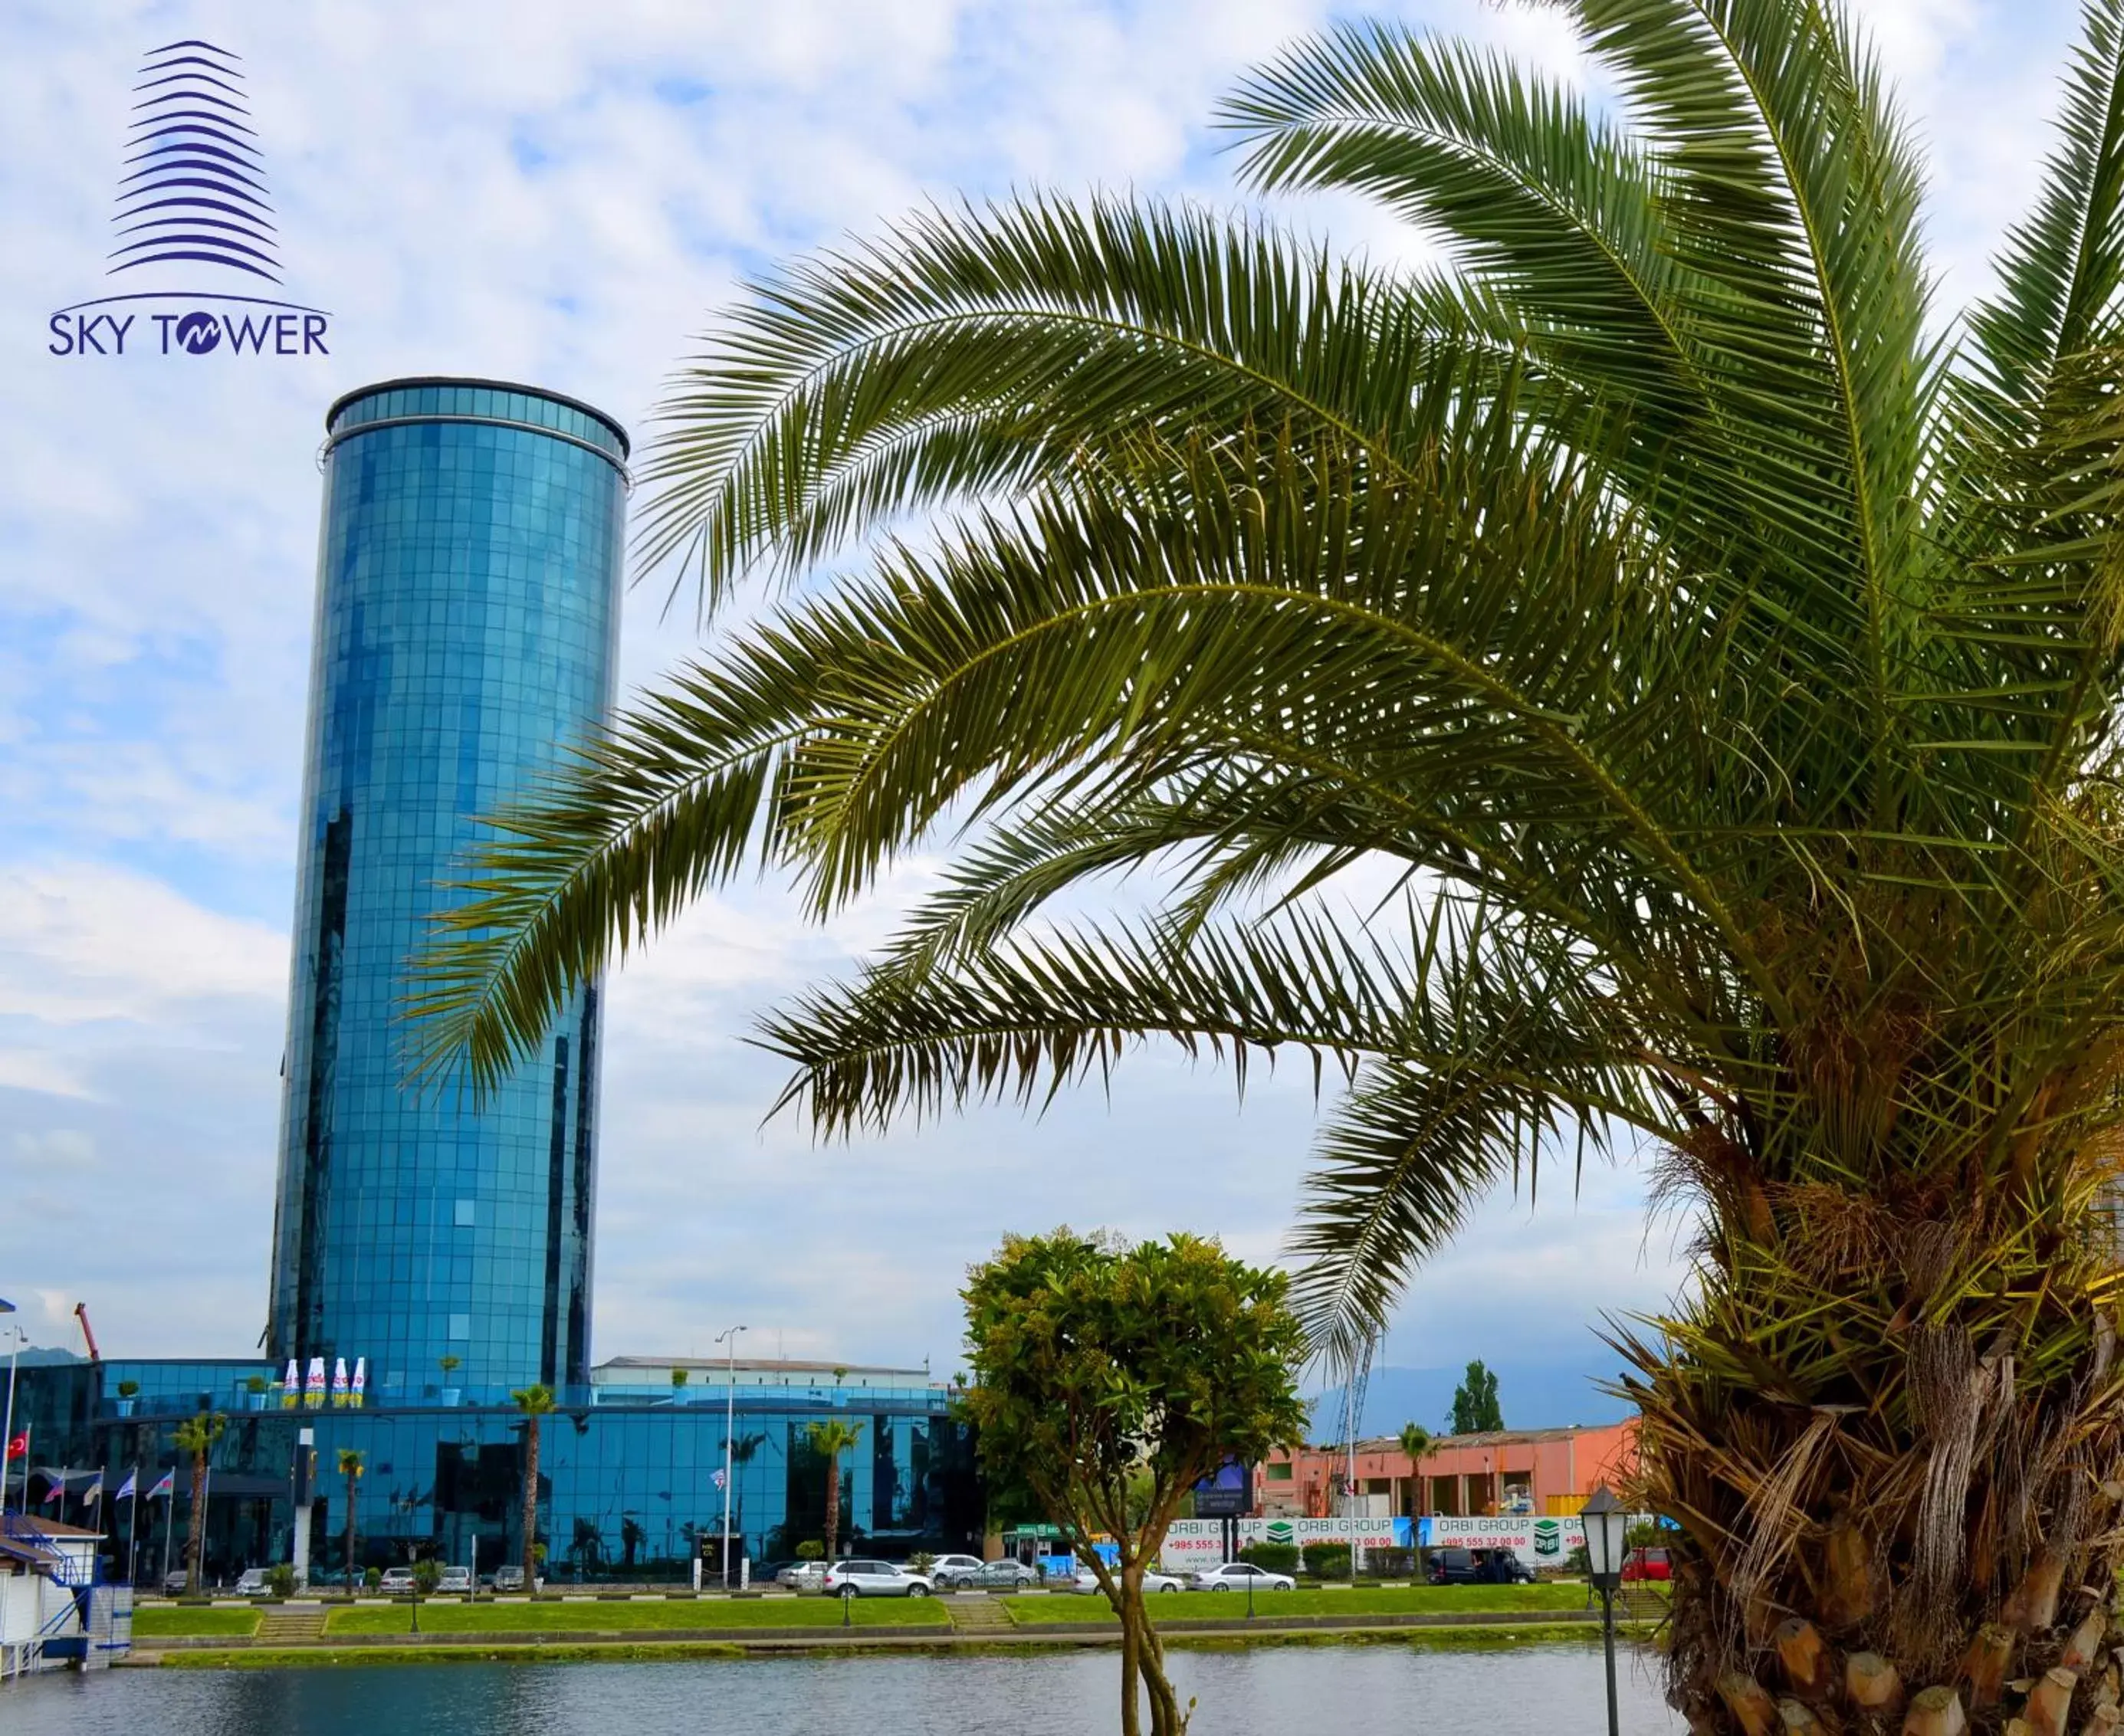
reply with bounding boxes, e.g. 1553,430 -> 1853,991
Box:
1258,1419 -> 1637,1519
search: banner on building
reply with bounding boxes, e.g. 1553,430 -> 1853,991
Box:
281,1360 -> 301,1409
304,1357 -> 326,1409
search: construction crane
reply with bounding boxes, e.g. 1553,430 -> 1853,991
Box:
74,1302 -> 100,1364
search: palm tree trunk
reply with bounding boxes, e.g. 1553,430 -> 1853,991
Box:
185,1456 -> 208,1593
823,1450 -> 841,1560
520,1414 -> 541,1583
343,1473 -> 357,1587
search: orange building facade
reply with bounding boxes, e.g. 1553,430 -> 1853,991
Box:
1256,1419 -> 1638,1520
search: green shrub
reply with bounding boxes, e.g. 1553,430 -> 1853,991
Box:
1237,1541 -> 1300,1575
266,1564 -> 297,1598
1301,1543 -> 1352,1579
796,1540 -> 824,1560
363,1567 -> 382,1591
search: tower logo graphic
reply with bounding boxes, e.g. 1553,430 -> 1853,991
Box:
46,40 -> 332,359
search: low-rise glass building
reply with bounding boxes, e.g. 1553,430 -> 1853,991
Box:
8,1357 -> 980,1584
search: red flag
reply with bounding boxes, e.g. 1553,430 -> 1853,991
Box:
4,1432 -> 23,1460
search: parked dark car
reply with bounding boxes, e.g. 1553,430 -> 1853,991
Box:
1428,1547 -> 1535,1586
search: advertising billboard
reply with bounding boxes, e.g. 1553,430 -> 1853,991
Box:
1191,1459 -> 1253,1519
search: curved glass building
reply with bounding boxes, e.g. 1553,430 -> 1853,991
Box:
268,377 -> 628,1400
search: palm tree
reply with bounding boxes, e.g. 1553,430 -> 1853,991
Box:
172,1412 -> 225,1594
336,1447 -> 363,1587
806,1420 -> 864,1561
1397,1423 -> 1431,1518
412,0 -> 2124,1722
511,1384 -> 555,1585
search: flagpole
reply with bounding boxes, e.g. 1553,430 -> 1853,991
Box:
0,1306 -> 20,1521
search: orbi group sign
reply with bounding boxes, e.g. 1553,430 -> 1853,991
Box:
1419,1514 -> 1590,1563
1160,1516 -> 1410,1570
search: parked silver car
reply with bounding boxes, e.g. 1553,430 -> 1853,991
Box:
955,1559 -> 1038,1591
776,1560 -> 829,1590
925,1554 -> 988,1588
823,1558 -> 934,1597
1069,1566 -> 1187,1593
1189,1561 -> 1294,1592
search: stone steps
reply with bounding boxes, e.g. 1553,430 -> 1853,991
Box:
255,1605 -> 327,1645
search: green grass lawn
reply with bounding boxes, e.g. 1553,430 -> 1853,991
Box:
324,1596 -> 949,1636
1003,1583 -> 1596,1623
133,1606 -> 262,1639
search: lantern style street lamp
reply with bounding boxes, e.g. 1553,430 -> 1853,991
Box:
1581,1484 -> 1630,1736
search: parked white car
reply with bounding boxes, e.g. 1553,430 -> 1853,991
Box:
824,1558 -> 934,1597
437,1566 -> 473,1593
776,1560 -> 829,1590
1189,1561 -> 1294,1593
925,1554 -> 989,1588
233,1568 -> 274,1597
379,1567 -> 416,1593
1069,1566 -> 1187,1594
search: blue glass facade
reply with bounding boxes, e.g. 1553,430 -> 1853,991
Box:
7,1362 -> 982,1584
268,378 -> 628,1397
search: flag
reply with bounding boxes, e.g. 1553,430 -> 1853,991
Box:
43,1473 -> 64,1505
117,1472 -> 136,1502
82,1475 -> 103,1505
4,1432 -> 23,1461
147,1470 -> 173,1500
711,1469 -> 726,1491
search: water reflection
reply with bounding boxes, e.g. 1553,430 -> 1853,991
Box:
5,1644 -> 1681,1735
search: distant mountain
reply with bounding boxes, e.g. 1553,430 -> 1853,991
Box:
16,1347 -> 84,1367
1306,1359 -> 1636,1441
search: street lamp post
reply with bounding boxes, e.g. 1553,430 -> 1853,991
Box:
1581,1485 -> 1630,1736
714,1325 -> 747,1590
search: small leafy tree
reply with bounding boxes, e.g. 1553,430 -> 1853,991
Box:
172,1411 -> 226,1595
795,1538 -> 825,1560
1447,1361 -> 1502,1436
116,1379 -> 140,1400
412,1557 -> 443,1597
805,1419 -> 865,1560
438,1354 -> 461,1385
510,1383 -> 556,1583
670,1367 -> 688,1390
961,1230 -> 1306,1736
336,1448 -> 365,1587
266,1562 -> 296,1598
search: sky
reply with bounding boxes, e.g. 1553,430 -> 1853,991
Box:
0,0 -> 2093,1423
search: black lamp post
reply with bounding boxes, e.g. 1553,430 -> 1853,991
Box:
1581,1485 -> 1630,1736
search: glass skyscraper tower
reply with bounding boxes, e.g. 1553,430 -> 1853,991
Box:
268,378 -> 628,1400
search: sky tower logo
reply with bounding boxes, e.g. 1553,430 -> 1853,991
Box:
46,40 -> 332,359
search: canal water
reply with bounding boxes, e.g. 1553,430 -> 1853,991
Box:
4,1643 -> 1682,1734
